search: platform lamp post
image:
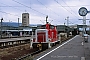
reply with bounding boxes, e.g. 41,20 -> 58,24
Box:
65,16 -> 69,26
18,18 -> 19,27
89,21 -> 90,31
0,18 -> 3,39
18,18 -> 19,36
64,23 -> 65,33
65,16 -> 69,36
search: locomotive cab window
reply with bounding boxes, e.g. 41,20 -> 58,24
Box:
37,25 -> 46,29
41,25 -> 46,29
50,25 -> 54,29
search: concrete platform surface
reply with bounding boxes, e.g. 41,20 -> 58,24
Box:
0,37 -> 31,42
34,35 -> 90,60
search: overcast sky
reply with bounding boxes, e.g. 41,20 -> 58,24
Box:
0,0 -> 90,25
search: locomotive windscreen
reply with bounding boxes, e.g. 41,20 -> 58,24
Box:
37,25 -> 46,29
50,25 -> 54,29
37,24 -> 55,30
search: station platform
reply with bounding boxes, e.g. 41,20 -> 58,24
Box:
0,37 -> 31,42
0,37 -> 33,48
34,35 -> 90,60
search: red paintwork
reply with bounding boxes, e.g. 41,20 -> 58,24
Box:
46,23 -> 57,42
33,38 -> 35,42
34,23 -> 58,43
37,32 -> 46,42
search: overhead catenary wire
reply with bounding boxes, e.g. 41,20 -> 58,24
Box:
0,2 -> 21,17
61,0 -> 79,18
12,0 -> 80,22
0,2 -> 24,12
12,0 -> 46,16
54,0 -> 73,15
0,10 -> 20,17
1,5 -> 90,7
40,5 -> 90,7
12,0 -> 58,23
54,0 -> 73,24
37,0 -> 60,16
0,6 -> 23,7
36,0 -> 60,23
12,0 -> 50,24
54,0 -> 80,25
1,0 -> 84,25
12,0 -> 49,24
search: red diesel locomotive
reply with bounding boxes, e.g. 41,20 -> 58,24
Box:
31,22 -> 60,50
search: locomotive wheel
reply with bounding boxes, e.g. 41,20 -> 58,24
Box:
52,43 -> 56,46
33,43 -> 48,50
33,44 -> 37,48
42,43 -> 48,50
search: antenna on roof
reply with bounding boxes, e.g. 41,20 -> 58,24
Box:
40,20 -> 44,24
50,20 -> 53,24
46,15 -> 48,24
25,10 -> 27,12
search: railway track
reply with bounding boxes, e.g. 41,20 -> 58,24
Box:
0,35 -> 73,60
17,49 -> 42,60
0,40 -> 30,49
15,36 -> 74,60
0,43 -> 39,60
15,43 -> 61,60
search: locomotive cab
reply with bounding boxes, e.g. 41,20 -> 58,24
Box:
32,22 -> 59,50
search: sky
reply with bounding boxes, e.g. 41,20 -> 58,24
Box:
0,0 -> 90,25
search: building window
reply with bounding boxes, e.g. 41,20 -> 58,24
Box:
23,16 -> 26,18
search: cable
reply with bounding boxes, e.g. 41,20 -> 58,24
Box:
0,2 -> 24,12
0,10 -> 20,17
12,0 -> 58,23
12,0 -> 46,16
37,0 -> 60,16
35,5 -> 90,7
54,0 -> 80,24
12,0 -> 50,24
54,0 -> 73,15
0,6 -> 23,7
0,2 -> 22,17
61,0 -> 78,18
37,0 -> 71,24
